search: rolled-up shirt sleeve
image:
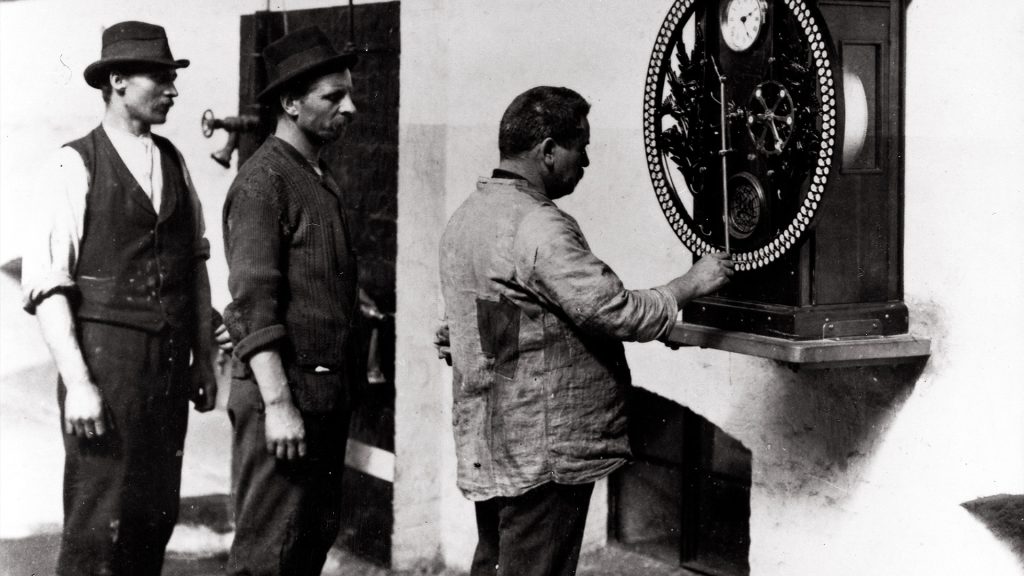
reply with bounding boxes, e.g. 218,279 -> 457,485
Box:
22,147 -> 90,314
222,176 -> 288,361
514,206 -> 678,342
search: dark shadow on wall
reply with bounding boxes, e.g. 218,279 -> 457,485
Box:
962,494 -> 1024,566
1,257 -> 21,280
757,358 -> 927,501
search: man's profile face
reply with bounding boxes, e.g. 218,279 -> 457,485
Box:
117,69 -> 178,126
293,70 -> 356,145
546,117 -> 591,199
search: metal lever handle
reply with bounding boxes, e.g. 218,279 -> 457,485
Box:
201,109 -> 259,168
201,109 -> 259,138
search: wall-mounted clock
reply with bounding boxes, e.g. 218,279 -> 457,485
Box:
643,0 -> 910,340
720,0 -> 768,52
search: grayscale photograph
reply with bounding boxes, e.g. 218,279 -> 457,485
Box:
0,0 -> 1021,575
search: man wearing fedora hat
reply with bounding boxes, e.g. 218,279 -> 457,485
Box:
221,26 -> 363,575
21,20 -> 216,576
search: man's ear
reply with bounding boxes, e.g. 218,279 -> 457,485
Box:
539,137 -> 557,167
280,93 -> 299,118
108,71 -> 128,95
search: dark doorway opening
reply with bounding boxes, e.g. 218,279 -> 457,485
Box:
611,389 -> 751,576
237,1 -> 400,567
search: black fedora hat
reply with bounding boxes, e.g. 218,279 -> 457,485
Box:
84,21 -> 189,88
257,26 -> 358,103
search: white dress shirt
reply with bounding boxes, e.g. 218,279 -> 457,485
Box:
104,122 -> 164,211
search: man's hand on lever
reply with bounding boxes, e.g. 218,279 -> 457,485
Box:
661,251 -> 735,306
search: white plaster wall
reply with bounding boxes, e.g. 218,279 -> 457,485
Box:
394,0 -> 459,568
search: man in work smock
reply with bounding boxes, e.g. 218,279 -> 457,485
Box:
221,26 -> 364,575
438,86 -> 733,576
21,21 -> 217,576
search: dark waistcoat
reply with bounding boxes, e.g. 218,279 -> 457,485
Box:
65,126 -> 196,333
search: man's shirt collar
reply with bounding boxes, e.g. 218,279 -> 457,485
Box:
491,168 -> 526,181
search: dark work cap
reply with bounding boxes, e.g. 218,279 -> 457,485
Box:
257,26 -> 358,102
84,21 -> 189,88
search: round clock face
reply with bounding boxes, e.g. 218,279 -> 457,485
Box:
721,0 -> 767,52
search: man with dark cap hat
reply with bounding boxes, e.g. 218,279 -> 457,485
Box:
221,25 -> 363,575
20,20 -> 217,576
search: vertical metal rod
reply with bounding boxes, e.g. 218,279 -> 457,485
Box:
711,57 -> 731,255
349,0 -> 355,44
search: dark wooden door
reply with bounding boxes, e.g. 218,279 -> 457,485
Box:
238,2 -> 400,566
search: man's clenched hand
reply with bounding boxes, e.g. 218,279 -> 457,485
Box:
662,251 -> 735,306
63,380 -> 109,438
264,399 -> 306,460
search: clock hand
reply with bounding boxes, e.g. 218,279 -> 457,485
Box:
742,11 -> 756,34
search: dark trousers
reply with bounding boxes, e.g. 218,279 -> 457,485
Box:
226,373 -> 353,576
472,481 -> 595,576
57,321 -> 191,576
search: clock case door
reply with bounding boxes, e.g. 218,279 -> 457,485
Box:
683,0 -> 908,340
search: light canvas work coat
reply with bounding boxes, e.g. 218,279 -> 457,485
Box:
440,174 -> 679,501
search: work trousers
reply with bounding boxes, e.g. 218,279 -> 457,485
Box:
57,321 -> 191,576
471,481 -> 595,576
226,372 -> 353,576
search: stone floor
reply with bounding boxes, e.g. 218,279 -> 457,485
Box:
0,534 -> 694,576
0,533 -> 390,576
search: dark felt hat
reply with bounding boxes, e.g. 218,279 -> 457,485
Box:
84,21 -> 189,88
257,26 -> 358,102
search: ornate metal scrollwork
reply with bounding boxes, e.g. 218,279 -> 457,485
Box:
643,0 -> 842,271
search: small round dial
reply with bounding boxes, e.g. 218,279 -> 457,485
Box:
728,172 -> 766,239
720,0 -> 767,52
